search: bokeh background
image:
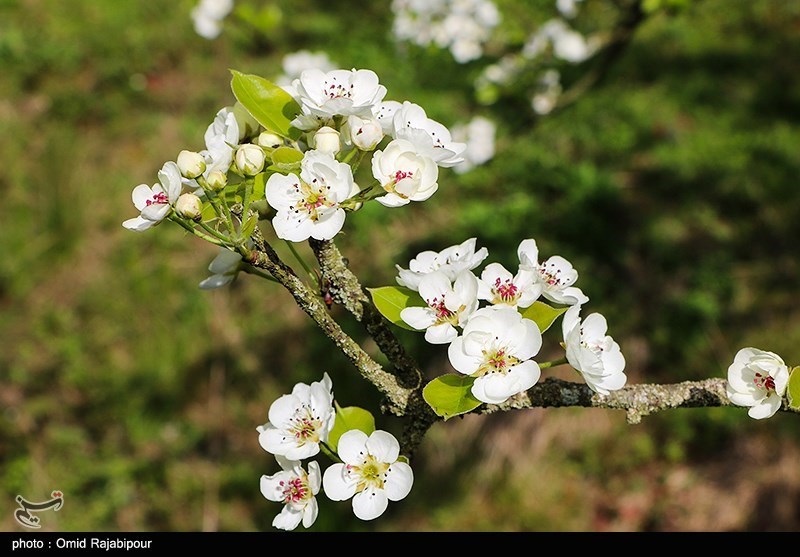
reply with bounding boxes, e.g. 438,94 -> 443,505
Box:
2,0 -> 800,532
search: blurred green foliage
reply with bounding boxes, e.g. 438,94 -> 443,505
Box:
2,0 -> 800,532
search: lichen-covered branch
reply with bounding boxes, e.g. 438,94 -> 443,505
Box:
307,238 -> 436,454
243,227 -> 412,415
308,239 -> 423,388
478,377 -> 800,424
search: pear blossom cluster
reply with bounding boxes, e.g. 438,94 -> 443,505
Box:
258,373 -> 413,529
474,0 -> 601,116
395,237 -> 627,403
122,66 -> 467,289
391,0 -> 501,63
726,348 -> 790,420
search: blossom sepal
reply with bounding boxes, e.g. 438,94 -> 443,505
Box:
230,70 -> 302,140
367,286 -> 427,332
327,403 -> 376,453
422,374 -> 483,420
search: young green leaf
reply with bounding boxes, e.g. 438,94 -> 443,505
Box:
423,374 -> 482,420
251,172 -> 266,201
230,70 -> 302,140
520,301 -> 568,333
328,404 -> 376,453
367,286 -> 426,332
787,366 -> 800,410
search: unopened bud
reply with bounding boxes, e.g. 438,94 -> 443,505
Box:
175,193 -> 203,220
311,126 -> 341,154
235,144 -> 266,176
206,170 -> 228,191
347,116 -> 383,151
257,131 -> 283,150
177,150 -> 206,179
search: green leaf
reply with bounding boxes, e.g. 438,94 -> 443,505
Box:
251,172 -> 266,202
266,146 -> 304,173
788,366 -> 800,410
328,404 -> 376,453
230,70 -> 301,140
520,301 -> 568,333
367,286 -> 426,332
423,374 -> 482,420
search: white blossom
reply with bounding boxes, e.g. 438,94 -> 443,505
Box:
261,456 -> 321,531
122,161 -> 183,232
199,247 -> 243,290
556,0 -> 584,19
522,19 -> 595,64
391,101 -> 466,168
234,143 -> 266,176
177,150 -> 206,179
396,237 -> 489,290
451,116 -> 496,174
291,69 -> 387,131
562,305 -> 627,395
517,238 -> 588,305
342,115 -> 384,151
531,69 -> 562,115
257,372 -> 336,460
448,306 -> 542,404
191,0 -> 234,40
391,0 -> 500,64
310,126 -> 341,155
477,262 -> 538,309
323,430 -> 413,521
374,101 -> 402,135
266,150 -> 360,242
726,347 -> 789,420
174,192 -> 203,220
400,270 -> 478,344
276,50 -> 337,96
202,107 -> 240,178
372,138 -> 439,207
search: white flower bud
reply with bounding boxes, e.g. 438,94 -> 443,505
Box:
311,126 -> 341,154
347,115 -> 383,151
175,192 -> 203,220
257,131 -> 283,150
177,150 -> 206,179
206,170 -> 228,191
235,144 -> 266,176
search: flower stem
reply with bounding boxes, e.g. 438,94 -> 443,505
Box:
539,357 -> 569,370
169,215 -> 228,247
284,240 -> 316,283
319,441 -> 342,464
241,265 -> 279,283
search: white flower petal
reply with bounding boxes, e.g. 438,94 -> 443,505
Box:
337,430 -> 370,465
122,216 -> 156,232
748,395 -> 782,419
448,337 -> 480,375
400,307 -> 436,331
424,322 -> 458,345
383,461 -> 414,501
302,497 -> 319,528
322,463 -> 358,501
352,487 -> 389,521
365,430 -> 400,463
272,505 -> 303,531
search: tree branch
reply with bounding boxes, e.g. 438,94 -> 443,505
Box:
307,238 -> 438,456
478,377 -> 800,424
243,226 -> 412,416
